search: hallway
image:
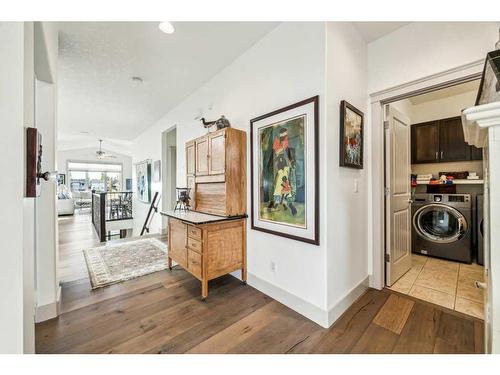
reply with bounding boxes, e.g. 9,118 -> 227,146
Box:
36,272 -> 484,354
58,212 -> 100,283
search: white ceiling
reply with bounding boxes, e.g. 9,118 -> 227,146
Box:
57,22 -> 279,148
353,22 -> 409,43
57,21 -> 410,151
409,80 -> 480,105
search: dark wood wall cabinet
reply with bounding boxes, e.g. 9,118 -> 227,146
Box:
411,116 -> 483,164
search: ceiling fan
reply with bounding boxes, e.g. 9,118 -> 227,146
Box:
95,139 -> 116,159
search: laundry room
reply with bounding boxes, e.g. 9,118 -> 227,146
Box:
385,79 -> 485,320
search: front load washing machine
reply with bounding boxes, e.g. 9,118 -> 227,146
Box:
412,193 -> 472,263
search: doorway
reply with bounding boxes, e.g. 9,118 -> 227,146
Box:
161,127 -> 177,230
382,79 -> 486,320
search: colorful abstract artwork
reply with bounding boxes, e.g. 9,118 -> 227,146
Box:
251,96 -> 319,245
258,115 -> 306,228
340,100 -> 364,169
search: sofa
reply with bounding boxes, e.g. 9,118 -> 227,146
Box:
57,185 -> 75,216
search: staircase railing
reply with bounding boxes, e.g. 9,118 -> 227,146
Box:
92,191 -> 134,242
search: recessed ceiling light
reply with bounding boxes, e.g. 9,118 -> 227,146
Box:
159,21 -> 175,34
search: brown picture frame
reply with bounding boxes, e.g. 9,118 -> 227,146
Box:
250,96 -> 320,245
339,100 -> 364,169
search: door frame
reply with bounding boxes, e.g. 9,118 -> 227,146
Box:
161,126 -> 177,232
370,59 -> 483,290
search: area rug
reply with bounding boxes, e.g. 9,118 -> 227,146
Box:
83,237 -> 168,289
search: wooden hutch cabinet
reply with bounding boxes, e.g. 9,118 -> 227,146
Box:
411,116 -> 483,164
167,213 -> 246,300
164,127 -> 247,300
186,127 -> 246,216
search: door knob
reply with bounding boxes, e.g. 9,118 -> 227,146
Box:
37,171 -> 57,182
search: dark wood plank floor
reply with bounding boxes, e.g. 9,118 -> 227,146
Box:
36,269 -> 484,354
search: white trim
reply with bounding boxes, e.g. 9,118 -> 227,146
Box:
461,101 -> 500,353
247,272 -> 329,328
247,273 -> 370,329
370,59 -> 483,103
462,101 -> 500,148
35,285 -> 61,323
327,276 -> 370,327
369,61 -> 484,291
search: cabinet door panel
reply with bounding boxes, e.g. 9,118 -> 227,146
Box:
439,117 -> 469,162
186,142 -> 195,175
411,121 -> 439,164
470,145 -> 483,160
208,132 -> 225,175
196,137 -> 209,176
169,220 -> 187,267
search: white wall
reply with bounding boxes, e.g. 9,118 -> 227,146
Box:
368,22 -> 500,94
0,22 -> 27,354
411,90 -> 478,124
325,22 -> 369,323
133,22 -> 331,325
35,79 -> 59,322
22,22 -> 36,355
57,147 -> 133,190
34,21 -> 60,324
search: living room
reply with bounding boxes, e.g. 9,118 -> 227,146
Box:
3,0 -> 500,373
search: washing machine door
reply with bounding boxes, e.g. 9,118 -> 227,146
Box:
413,204 -> 468,244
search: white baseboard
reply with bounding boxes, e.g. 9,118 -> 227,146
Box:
327,276 -> 370,326
247,273 -> 329,328
35,285 -> 61,323
247,274 -> 371,329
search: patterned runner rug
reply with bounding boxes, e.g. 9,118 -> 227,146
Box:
83,237 -> 168,289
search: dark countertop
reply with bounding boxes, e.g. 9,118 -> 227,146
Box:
160,210 -> 247,225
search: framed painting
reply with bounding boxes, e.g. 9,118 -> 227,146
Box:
339,100 -> 364,169
136,160 -> 151,203
57,174 -> 66,186
250,96 -> 319,245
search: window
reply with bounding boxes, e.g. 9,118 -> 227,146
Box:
68,161 -> 122,192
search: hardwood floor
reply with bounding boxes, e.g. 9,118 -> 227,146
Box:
46,212 -> 483,354
36,270 -> 484,354
58,211 -> 100,283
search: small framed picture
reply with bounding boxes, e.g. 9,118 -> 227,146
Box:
136,160 -> 151,203
339,100 -> 364,169
57,173 -> 66,186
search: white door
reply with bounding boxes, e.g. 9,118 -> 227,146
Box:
385,105 -> 412,286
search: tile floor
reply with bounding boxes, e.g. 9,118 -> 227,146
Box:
387,254 -> 484,319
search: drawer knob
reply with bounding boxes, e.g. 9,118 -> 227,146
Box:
475,281 -> 486,290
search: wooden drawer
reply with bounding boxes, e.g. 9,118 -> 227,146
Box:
187,250 -> 202,279
187,225 -> 202,241
187,237 -> 203,253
